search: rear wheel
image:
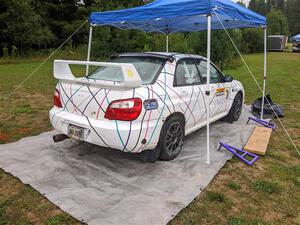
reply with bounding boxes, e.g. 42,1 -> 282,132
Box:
223,92 -> 243,123
158,115 -> 185,161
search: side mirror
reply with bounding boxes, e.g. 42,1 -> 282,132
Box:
224,75 -> 233,82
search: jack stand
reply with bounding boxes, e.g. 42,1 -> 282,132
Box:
218,142 -> 259,166
247,116 -> 276,130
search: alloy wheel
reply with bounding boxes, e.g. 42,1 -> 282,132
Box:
165,121 -> 184,156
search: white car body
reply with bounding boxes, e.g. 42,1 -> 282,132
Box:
50,52 -> 244,154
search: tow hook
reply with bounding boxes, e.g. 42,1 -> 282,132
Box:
53,134 -> 69,143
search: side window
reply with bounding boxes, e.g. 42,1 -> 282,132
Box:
197,60 -> 207,82
196,60 -> 224,84
174,59 -> 201,86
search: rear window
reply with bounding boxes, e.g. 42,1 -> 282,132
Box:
88,56 -> 166,84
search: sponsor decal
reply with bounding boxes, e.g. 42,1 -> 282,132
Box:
144,99 -> 158,110
216,88 -> 225,97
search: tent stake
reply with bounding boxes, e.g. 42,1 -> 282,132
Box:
261,27 -> 267,119
86,26 -> 93,76
206,14 -> 212,164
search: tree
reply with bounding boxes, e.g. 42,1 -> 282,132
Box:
285,0 -> 300,36
249,0 -> 269,15
267,10 -> 290,35
3,0 -> 296,59
187,30 -> 242,70
268,0 -> 285,11
241,28 -> 264,53
35,0 -> 90,48
0,0 -> 54,55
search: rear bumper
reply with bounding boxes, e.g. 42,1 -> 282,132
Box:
49,107 -> 161,153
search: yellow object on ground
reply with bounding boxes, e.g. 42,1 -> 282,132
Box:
244,127 -> 272,155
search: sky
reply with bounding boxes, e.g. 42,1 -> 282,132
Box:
234,0 -> 250,7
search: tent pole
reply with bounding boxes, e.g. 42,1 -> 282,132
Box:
206,14 -> 212,164
166,34 -> 169,52
261,27 -> 267,119
86,25 -> 93,76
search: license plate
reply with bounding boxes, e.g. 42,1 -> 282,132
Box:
68,125 -> 84,140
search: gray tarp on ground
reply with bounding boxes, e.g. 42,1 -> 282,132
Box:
0,107 -> 255,225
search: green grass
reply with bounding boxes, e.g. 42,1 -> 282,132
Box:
228,182 -> 241,191
44,214 -> 76,225
0,52 -> 300,225
206,191 -> 226,202
252,180 -> 280,194
228,217 -> 247,225
0,202 -> 8,225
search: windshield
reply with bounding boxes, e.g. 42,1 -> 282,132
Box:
88,56 -> 166,84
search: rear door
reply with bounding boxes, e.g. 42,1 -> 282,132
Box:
173,58 -> 205,129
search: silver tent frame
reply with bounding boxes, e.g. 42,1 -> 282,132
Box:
206,14 -> 212,163
261,27 -> 267,120
86,26 -> 93,76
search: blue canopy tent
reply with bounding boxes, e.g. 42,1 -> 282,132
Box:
89,0 -> 266,32
291,33 -> 300,42
87,0 -> 267,163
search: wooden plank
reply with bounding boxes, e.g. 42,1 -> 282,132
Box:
244,127 -> 272,155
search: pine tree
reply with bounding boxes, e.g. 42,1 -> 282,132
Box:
285,0 -> 300,35
0,0 -> 54,55
249,0 -> 269,15
267,10 -> 290,35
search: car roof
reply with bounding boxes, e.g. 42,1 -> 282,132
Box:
115,52 -> 207,60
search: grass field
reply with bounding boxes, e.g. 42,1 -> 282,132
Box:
0,52 -> 299,225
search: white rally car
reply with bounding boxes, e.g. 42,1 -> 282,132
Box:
50,52 -> 244,162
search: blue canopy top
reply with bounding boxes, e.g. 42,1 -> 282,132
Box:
291,34 -> 300,42
89,0 -> 266,34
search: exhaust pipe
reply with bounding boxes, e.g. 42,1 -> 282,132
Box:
53,134 -> 69,143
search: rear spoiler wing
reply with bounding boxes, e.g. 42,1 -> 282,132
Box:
53,60 -> 142,90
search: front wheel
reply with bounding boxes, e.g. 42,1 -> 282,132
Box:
223,92 -> 243,123
158,116 -> 185,161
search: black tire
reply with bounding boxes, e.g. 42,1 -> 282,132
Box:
223,92 -> 243,123
158,115 -> 185,161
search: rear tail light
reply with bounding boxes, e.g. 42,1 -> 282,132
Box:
53,88 -> 62,108
105,98 -> 142,121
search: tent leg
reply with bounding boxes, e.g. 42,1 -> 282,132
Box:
261,27 -> 267,119
206,14 -> 212,164
86,26 -> 93,76
166,35 -> 169,52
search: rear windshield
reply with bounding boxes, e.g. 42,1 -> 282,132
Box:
88,56 -> 166,84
